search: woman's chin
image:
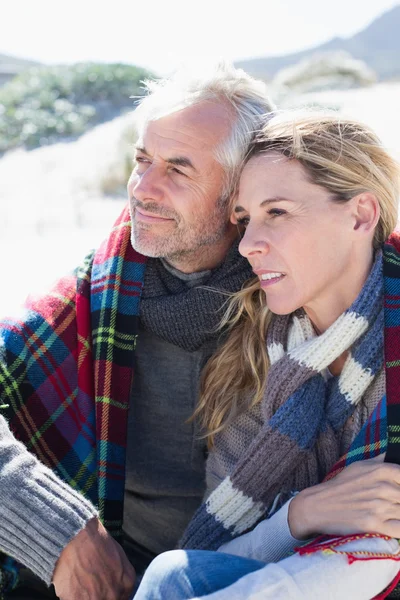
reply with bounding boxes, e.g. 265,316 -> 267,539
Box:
263,290 -> 302,315
265,301 -> 300,316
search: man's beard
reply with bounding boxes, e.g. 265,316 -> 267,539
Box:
129,196 -> 230,261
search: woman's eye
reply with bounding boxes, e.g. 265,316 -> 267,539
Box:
236,216 -> 250,227
268,208 -> 286,217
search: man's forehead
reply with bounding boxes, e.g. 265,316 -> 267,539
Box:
138,102 -> 234,154
171,100 -> 234,130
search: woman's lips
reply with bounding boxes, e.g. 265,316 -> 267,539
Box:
260,274 -> 286,288
254,270 -> 286,288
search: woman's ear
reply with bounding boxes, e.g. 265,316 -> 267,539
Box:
352,192 -> 380,235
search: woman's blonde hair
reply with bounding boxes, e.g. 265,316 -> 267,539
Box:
195,110 -> 400,446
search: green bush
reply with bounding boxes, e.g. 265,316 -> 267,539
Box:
0,62 -> 154,153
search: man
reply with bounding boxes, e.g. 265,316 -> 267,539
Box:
0,61 -> 274,599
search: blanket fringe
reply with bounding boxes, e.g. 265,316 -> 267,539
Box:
296,533 -> 400,599
297,532 -> 400,563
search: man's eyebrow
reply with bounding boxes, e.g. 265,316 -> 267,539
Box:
134,145 -> 197,172
167,157 -> 197,171
134,145 -> 148,154
234,197 -> 295,212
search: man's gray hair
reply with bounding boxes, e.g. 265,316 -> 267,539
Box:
133,60 -> 275,197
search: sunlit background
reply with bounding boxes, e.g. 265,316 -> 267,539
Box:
1,0 -> 399,314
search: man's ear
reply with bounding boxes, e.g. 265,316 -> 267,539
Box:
230,212 -> 246,237
352,192 -> 380,235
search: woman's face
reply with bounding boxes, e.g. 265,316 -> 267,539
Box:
234,152 -> 359,319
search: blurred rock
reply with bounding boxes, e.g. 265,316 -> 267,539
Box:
271,51 -> 377,102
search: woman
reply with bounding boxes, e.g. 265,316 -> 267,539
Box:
135,112 -> 400,599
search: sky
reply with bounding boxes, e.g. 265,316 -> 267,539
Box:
1,0 -> 399,75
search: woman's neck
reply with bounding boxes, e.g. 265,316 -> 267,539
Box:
304,249 -> 375,335
305,247 -> 376,376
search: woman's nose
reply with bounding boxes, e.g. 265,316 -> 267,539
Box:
238,227 -> 270,259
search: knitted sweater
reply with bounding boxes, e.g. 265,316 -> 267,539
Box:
0,415 -> 97,586
181,251 -> 386,552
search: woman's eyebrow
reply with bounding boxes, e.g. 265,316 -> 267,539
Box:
234,197 -> 294,213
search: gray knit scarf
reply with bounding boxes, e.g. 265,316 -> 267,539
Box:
181,252 -> 384,550
140,241 -> 253,352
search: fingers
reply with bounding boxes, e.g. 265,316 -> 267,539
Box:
53,519 -> 136,600
381,519 -> 400,538
118,555 -> 136,600
291,456 -> 400,539
336,459 -> 400,487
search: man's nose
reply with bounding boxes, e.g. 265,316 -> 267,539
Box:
238,226 -> 270,259
129,166 -> 163,203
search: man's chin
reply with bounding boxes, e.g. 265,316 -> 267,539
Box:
130,232 -> 171,259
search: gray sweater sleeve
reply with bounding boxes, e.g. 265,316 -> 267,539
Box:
217,499 -> 300,563
0,415 -> 98,586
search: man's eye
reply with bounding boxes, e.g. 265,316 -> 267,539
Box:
170,167 -> 185,176
135,156 -> 149,164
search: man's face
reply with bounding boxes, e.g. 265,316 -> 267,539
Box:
127,101 -> 234,265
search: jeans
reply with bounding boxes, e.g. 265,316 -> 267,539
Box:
134,550 -> 264,600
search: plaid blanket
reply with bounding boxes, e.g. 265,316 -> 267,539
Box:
0,205 -> 146,591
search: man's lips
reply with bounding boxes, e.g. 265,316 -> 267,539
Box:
134,207 -> 175,223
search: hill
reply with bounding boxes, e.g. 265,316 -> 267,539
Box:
236,5 -> 400,81
0,52 -> 40,85
0,53 -> 39,68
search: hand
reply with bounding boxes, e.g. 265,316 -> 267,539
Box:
288,455 -> 400,540
52,517 -> 135,600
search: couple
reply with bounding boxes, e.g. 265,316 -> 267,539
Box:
0,61 -> 399,600
133,111 -> 400,599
